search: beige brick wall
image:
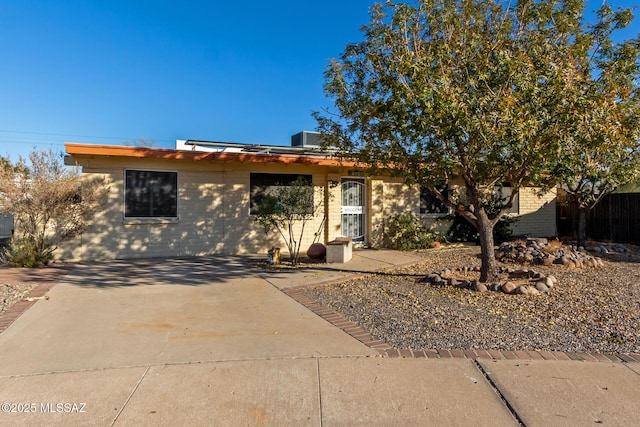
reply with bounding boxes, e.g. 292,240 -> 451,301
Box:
510,187 -> 557,238
326,173 -> 344,242
58,158 -> 230,260
413,184 -> 557,240
59,157 -> 335,261
368,179 -> 385,247
58,155 -> 558,261
367,177 -> 418,248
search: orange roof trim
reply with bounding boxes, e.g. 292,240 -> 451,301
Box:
65,143 -> 359,167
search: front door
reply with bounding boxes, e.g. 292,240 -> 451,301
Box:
341,178 -> 366,243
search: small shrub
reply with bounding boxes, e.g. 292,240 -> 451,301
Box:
384,213 -> 436,250
1,237 -> 53,268
446,214 -> 479,243
446,213 -> 517,244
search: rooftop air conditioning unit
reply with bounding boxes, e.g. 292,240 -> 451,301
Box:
291,131 -> 321,148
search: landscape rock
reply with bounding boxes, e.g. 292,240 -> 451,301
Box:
489,283 -> 502,292
475,283 -> 488,292
502,281 -> 519,294
496,239 -> 606,271
535,282 -> 550,293
426,273 -> 440,283
418,240 -> 636,296
612,244 -> 630,253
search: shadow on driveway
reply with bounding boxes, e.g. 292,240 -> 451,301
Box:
63,255 -> 263,288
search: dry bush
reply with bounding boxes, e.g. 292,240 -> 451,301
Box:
0,149 -> 108,266
546,238 -> 564,253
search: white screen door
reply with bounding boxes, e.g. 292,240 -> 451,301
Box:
341,178 -> 365,242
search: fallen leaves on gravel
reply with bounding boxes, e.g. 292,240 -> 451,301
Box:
304,246 -> 640,353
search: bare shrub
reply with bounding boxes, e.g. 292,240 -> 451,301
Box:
0,149 -> 108,267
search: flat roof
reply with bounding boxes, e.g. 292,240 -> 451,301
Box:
65,143 -> 358,167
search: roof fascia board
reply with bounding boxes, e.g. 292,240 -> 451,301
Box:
64,143 -> 359,167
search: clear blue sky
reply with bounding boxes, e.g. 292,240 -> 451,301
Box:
0,0 -> 373,159
1,0 -> 638,161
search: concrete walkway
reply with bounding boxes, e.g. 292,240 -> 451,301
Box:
0,249 -> 638,426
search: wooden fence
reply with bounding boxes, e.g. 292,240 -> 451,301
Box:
557,193 -> 640,244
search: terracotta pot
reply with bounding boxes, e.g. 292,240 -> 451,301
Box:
307,243 -> 326,260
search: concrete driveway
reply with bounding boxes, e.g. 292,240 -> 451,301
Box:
0,256 -> 377,376
0,251 -> 639,426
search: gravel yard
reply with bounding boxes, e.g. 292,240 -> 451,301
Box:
303,245 -> 640,354
1,244 -> 638,354
0,283 -> 38,314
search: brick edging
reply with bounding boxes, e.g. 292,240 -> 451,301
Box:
0,282 -> 58,334
283,286 -> 640,363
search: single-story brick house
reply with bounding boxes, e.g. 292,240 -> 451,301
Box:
60,132 -> 556,261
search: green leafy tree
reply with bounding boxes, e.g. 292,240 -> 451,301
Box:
0,149 -> 108,267
315,0 -> 639,282
552,5 -> 640,248
254,177 -> 324,265
446,190 -> 519,244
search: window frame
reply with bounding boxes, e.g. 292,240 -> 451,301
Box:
249,172 -> 313,216
123,169 -> 179,221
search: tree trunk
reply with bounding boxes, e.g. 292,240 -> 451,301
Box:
475,208 -> 499,283
577,206 -> 588,249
